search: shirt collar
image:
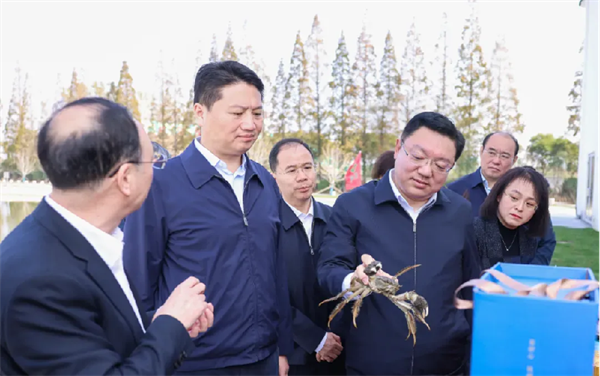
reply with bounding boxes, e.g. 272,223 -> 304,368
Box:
388,169 -> 437,209
285,198 -> 314,220
194,137 -> 246,175
44,195 -> 124,270
480,169 -> 491,195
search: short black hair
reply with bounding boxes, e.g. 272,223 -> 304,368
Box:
193,60 -> 264,110
400,112 -> 465,161
480,166 -> 550,238
482,131 -> 520,156
371,150 -> 395,180
269,138 -> 314,172
37,97 -> 141,190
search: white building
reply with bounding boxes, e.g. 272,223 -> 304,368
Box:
576,0 -> 599,230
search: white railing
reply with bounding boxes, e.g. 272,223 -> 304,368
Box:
1,181 -> 52,202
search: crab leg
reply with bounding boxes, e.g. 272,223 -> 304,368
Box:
351,288 -> 373,327
326,286 -> 369,328
394,264 -> 421,278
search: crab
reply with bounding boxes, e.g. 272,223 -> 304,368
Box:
319,260 -> 430,346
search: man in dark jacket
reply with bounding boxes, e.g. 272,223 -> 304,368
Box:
447,131 -> 556,265
270,138 -> 346,376
317,112 -> 481,375
123,61 -> 293,375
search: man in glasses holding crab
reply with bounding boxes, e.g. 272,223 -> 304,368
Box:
317,112 -> 480,375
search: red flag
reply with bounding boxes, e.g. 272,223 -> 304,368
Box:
344,151 -> 362,191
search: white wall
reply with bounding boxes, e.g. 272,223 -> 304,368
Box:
576,0 -> 599,231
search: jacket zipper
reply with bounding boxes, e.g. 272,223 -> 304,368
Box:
411,219 -> 417,375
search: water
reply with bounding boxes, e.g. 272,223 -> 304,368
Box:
0,201 -> 38,241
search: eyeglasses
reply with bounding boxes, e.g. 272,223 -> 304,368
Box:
503,192 -> 538,211
400,142 -> 454,174
107,141 -> 171,178
484,148 -> 514,161
281,164 -> 315,177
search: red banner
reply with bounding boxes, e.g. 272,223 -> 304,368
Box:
344,151 -> 362,192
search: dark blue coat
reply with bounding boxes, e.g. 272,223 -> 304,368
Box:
122,142 -> 293,372
278,199 -> 347,371
0,200 -> 192,375
447,168 -> 557,265
317,171 -> 480,375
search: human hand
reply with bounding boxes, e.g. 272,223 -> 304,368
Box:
187,303 -> 214,337
155,276 -> 209,330
278,355 -> 289,376
353,254 -> 395,285
316,332 -> 343,362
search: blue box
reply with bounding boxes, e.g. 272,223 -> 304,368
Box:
470,263 -> 599,376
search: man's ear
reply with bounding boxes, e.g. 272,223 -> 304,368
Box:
194,103 -> 206,127
116,163 -> 133,197
512,155 -> 519,165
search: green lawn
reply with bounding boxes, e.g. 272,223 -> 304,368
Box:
551,226 -> 599,277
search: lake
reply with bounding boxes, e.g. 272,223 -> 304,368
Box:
1,201 -> 39,241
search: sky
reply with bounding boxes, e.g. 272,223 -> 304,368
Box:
0,0 -> 587,151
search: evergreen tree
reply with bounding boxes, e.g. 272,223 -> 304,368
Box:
269,60 -> 288,136
328,32 -> 356,150
485,37 -> 524,135
305,14 -> 329,160
433,12 -> 453,115
375,31 -> 401,152
209,34 -> 219,63
454,0 -> 491,175
222,25 -> 238,61
400,20 -> 429,124
284,31 -> 311,134
115,61 -> 141,121
62,69 -> 88,102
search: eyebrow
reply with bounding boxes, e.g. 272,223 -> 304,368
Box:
285,162 -> 313,170
411,144 -> 453,164
509,189 -> 536,201
229,105 -> 263,111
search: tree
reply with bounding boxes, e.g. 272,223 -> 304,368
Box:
567,44 -> 583,137
328,32 -> 356,150
353,25 -> 378,181
115,61 -> 141,121
248,133 -> 274,170
400,20 -> 429,124
375,31 -> 401,153
284,31 -> 311,134
269,60 -> 288,136
62,69 -> 88,103
318,142 -> 353,194
433,12 -> 453,115
454,1 -> 491,175
485,37 -> 524,135
305,14 -> 329,162
209,34 -> 219,63
528,133 -> 579,181
92,82 -> 106,97
13,127 -> 38,180
221,25 -> 238,61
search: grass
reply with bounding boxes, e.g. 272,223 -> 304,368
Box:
551,226 -> 599,277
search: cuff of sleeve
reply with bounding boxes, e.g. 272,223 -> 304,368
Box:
315,332 -> 328,353
342,272 -> 355,299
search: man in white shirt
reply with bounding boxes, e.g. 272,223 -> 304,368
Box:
270,138 -> 346,376
0,97 -> 213,376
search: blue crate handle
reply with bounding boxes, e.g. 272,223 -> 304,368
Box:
454,269 -> 600,309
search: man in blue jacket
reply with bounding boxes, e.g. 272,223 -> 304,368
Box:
447,131 -> 556,265
317,112 -> 480,375
270,138 -> 346,376
123,61 -> 293,375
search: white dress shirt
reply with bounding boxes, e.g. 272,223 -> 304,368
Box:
195,138 -> 246,210
45,195 -> 145,331
480,169 -> 491,195
341,170 -> 436,299
285,199 -> 328,353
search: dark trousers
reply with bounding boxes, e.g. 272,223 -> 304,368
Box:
175,351 -> 278,376
288,362 -> 346,376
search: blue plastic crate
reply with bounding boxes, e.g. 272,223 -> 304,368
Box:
470,263 -> 599,376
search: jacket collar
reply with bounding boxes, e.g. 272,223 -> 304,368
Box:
32,199 -> 146,338
374,170 -> 450,207
180,140 -> 262,190
280,197 -> 327,231
466,167 -> 485,189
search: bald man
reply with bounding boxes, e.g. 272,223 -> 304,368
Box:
0,97 -> 214,375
